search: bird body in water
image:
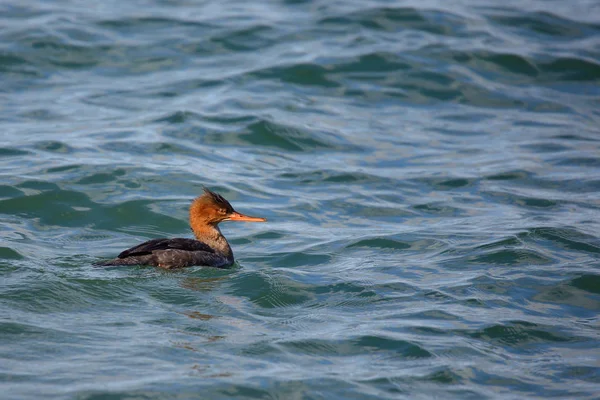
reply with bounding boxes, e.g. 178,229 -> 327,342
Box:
98,188 -> 266,268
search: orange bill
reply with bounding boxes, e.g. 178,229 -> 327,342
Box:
227,211 -> 267,222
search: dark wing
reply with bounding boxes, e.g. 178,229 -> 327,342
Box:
118,238 -> 215,259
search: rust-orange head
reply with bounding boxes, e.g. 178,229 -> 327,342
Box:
189,188 -> 266,229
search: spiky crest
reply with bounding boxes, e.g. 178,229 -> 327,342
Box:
200,187 -> 234,213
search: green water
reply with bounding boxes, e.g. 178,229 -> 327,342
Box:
1,0 -> 600,398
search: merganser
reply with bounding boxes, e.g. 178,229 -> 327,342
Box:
98,188 -> 266,268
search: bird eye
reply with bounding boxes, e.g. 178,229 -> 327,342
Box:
219,209 -> 226,215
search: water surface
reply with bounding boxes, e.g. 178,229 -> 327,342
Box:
1,0 -> 600,398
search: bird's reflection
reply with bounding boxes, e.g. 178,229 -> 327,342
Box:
180,275 -> 227,292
